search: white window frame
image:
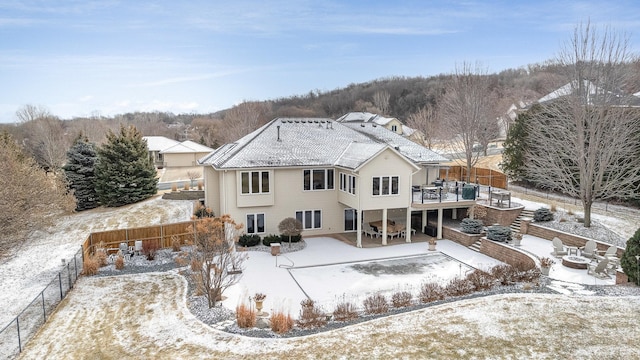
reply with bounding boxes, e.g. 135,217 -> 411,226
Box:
246,213 -> 265,234
303,169 -> 334,191
241,171 -> 270,194
295,209 -> 322,230
339,172 -> 356,195
372,176 -> 399,196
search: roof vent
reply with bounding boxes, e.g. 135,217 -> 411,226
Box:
360,124 -> 365,127
277,126 -> 282,142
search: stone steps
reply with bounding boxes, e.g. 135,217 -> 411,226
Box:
510,209 -> 535,233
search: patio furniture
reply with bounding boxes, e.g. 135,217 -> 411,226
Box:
587,258 -> 610,279
551,237 -> 568,257
490,190 -> 511,207
363,225 -> 379,238
134,240 -> 143,255
580,240 -> 597,259
595,245 -> 617,262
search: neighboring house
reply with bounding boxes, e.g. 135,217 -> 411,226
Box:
336,112 -> 406,135
143,136 -> 213,168
143,136 -> 180,168
160,140 -> 214,167
198,117 -> 477,248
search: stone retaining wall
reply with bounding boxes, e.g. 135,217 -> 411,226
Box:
442,226 -> 483,247
479,238 -> 536,269
482,204 -> 524,227
522,220 -> 623,257
162,190 -> 205,201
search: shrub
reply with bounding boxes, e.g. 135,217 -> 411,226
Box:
236,303 -> 257,328
419,282 -> 445,303
183,182 -> 190,190
490,264 -> 527,285
238,234 -> 261,247
114,254 -> 125,270
332,299 -> 359,322
171,236 -> 181,252
391,291 -> 413,308
262,234 -> 281,247
460,218 -> 484,234
94,250 -> 108,267
549,202 -> 557,212
465,269 -> 495,291
270,310 -> 294,334
486,225 -> 512,242
471,205 -> 488,223
444,278 -> 475,297
171,183 -> 178,192
197,181 -> 203,190
175,252 -> 189,267
194,205 -> 214,218
280,234 -> 302,243
82,255 -> 99,276
142,241 -> 159,261
533,207 -> 554,222
296,299 -> 327,329
190,257 -> 202,272
363,293 -> 389,315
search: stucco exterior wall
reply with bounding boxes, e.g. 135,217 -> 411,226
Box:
358,148 -> 415,211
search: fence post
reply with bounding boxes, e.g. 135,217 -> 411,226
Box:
41,291 -> 46,322
67,262 -> 72,292
59,272 -> 63,300
74,247 -> 80,282
16,317 -> 21,353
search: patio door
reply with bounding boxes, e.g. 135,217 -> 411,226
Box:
344,209 -> 357,232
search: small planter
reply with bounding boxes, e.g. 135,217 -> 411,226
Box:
428,240 -> 437,251
540,266 -> 550,276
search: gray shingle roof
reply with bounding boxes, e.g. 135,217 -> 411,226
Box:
199,117 -> 447,170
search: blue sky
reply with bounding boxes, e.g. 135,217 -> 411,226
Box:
1,1 -> 639,123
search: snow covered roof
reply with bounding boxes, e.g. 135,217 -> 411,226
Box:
160,140 -> 213,154
336,112 -> 396,126
143,136 -> 180,152
199,118 -> 447,170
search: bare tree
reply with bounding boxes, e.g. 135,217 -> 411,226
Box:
406,105 -> 441,149
0,132 -> 76,255
221,101 -> 272,144
187,170 -> 201,187
523,21 -> 640,227
439,62 -> 494,181
278,217 -> 303,246
15,104 -> 50,123
189,215 -> 246,308
373,90 -> 391,115
24,116 -> 70,172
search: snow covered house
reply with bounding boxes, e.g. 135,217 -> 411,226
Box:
198,118 -> 477,247
143,136 -> 213,168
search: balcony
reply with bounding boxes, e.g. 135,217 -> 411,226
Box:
411,182 -> 478,209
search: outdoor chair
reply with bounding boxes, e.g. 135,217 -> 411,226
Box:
588,258 -> 610,279
387,231 -> 401,239
595,245 -> 617,262
551,237 -> 568,257
580,240 -> 597,259
363,226 -> 379,238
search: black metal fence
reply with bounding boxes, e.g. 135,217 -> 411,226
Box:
0,247 -> 83,359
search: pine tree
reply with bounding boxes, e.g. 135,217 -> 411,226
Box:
63,134 -> 99,211
500,110 -> 531,181
620,228 -> 640,285
95,125 -> 158,207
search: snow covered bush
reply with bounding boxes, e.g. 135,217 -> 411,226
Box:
444,278 -> 475,297
465,269 -> 495,291
363,293 -> 389,314
332,299 -> 359,322
296,299 -> 327,329
419,282 -> 445,303
533,207 -> 554,222
391,291 -> 413,308
486,225 -> 512,242
461,218 -> 484,234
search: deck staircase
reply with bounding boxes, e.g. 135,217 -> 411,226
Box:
467,209 -> 535,253
510,209 -> 535,234
469,239 -> 482,252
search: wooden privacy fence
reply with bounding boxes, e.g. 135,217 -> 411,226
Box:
440,166 -> 508,189
82,220 -> 197,257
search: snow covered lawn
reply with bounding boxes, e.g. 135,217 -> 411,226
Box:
18,271 -> 640,359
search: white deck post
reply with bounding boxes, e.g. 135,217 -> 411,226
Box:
437,208 -> 443,239
405,208 -> 412,243
381,208 -> 388,246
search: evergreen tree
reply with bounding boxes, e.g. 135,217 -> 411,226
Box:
621,228 -> 640,285
95,125 -> 157,207
63,134 -> 99,211
500,109 -> 533,181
